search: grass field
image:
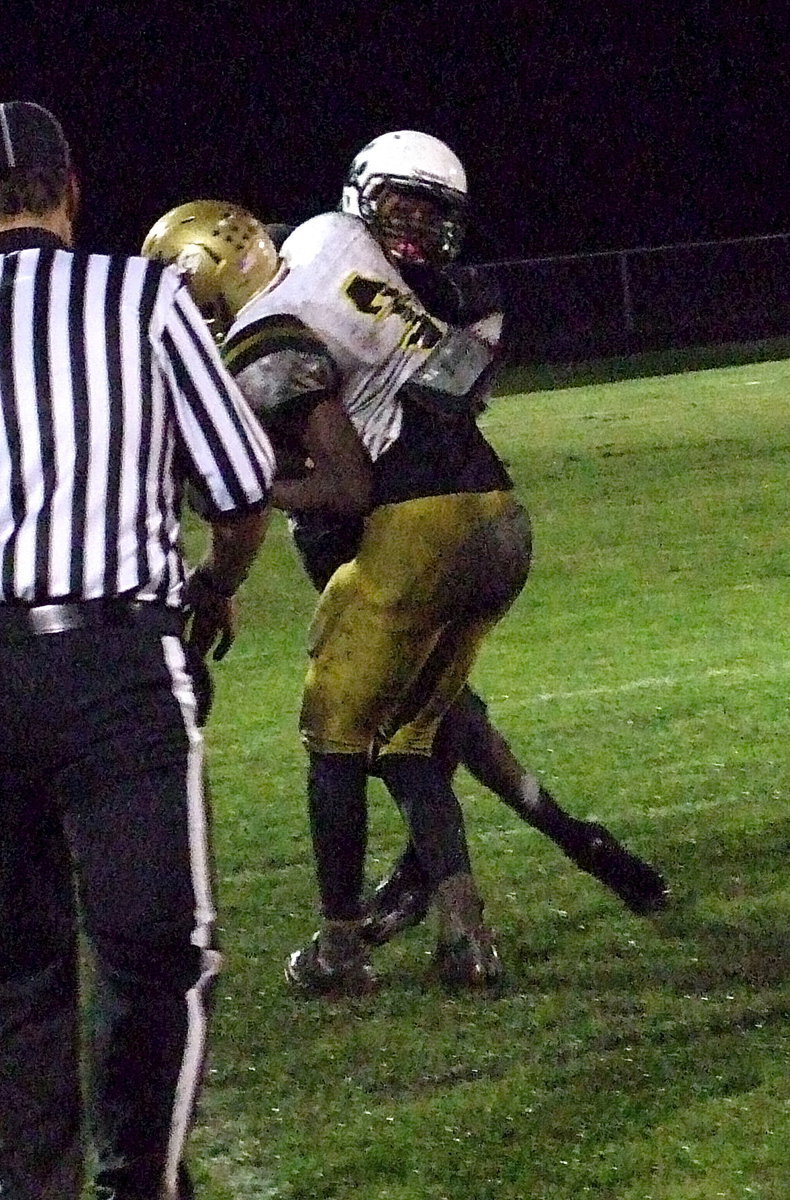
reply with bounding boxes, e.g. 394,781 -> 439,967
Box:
186,355 -> 790,1199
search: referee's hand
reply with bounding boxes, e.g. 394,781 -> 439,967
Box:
183,566 -> 236,661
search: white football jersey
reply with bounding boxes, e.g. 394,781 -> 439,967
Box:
227,212 -> 448,461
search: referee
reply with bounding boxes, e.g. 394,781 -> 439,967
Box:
0,103 -> 275,1200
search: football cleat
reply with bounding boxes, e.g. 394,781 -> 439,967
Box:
95,1161 -> 194,1199
360,869 -> 432,945
285,926 -> 379,997
431,871 -> 503,989
433,926 -> 503,990
569,823 -> 669,915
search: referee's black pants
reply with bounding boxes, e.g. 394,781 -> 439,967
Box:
0,606 -> 219,1200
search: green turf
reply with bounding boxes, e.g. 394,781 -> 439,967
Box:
184,356 -> 790,1199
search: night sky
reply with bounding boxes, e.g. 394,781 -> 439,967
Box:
3,3 -> 787,264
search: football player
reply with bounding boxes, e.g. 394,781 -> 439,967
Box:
273,141 -> 669,944
222,132 -> 533,994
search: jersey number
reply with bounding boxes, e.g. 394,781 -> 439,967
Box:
343,274 -> 443,351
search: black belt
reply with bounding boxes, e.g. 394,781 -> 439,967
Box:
0,600 -> 184,641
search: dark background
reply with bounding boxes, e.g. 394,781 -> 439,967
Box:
2,2 -> 787,264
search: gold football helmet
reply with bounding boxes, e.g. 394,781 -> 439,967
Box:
140,200 -> 279,340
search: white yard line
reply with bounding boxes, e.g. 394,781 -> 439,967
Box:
510,663 -> 790,704
641,796 -> 740,818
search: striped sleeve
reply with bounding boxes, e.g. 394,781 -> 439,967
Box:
153,268 -> 276,516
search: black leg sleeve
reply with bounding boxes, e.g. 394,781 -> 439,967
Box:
308,753 -> 369,921
376,841 -> 428,891
377,754 -> 471,894
431,686 -> 488,782
438,691 -> 593,852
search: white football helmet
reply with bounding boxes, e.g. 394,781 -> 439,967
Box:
341,130 -> 467,265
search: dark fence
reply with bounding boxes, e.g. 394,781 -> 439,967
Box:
462,232 -> 790,364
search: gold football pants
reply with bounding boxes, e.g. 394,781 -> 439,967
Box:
300,491 -> 531,756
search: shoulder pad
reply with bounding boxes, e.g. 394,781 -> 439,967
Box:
280,212 -> 369,267
223,313 -> 337,421
223,312 -> 332,376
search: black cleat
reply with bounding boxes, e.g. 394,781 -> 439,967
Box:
433,926 -> 503,990
285,926 -> 379,996
360,864 -> 432,945
569,822 -> 669,914
361,881 -> 431,945
433,872 -> 503,989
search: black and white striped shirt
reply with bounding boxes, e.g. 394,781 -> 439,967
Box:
0,228 -> 275,606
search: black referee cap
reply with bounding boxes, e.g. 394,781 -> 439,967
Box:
0,101 -> 71,181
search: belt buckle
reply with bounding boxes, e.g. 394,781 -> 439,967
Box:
28,604 -> 83,634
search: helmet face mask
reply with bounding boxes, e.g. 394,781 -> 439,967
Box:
363,181 -> 465,266
140,200 -> 278,341
342,131 -> 468,267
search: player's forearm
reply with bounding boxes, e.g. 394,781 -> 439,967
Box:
270,472 -> 371,516
273,395 -> 372,515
